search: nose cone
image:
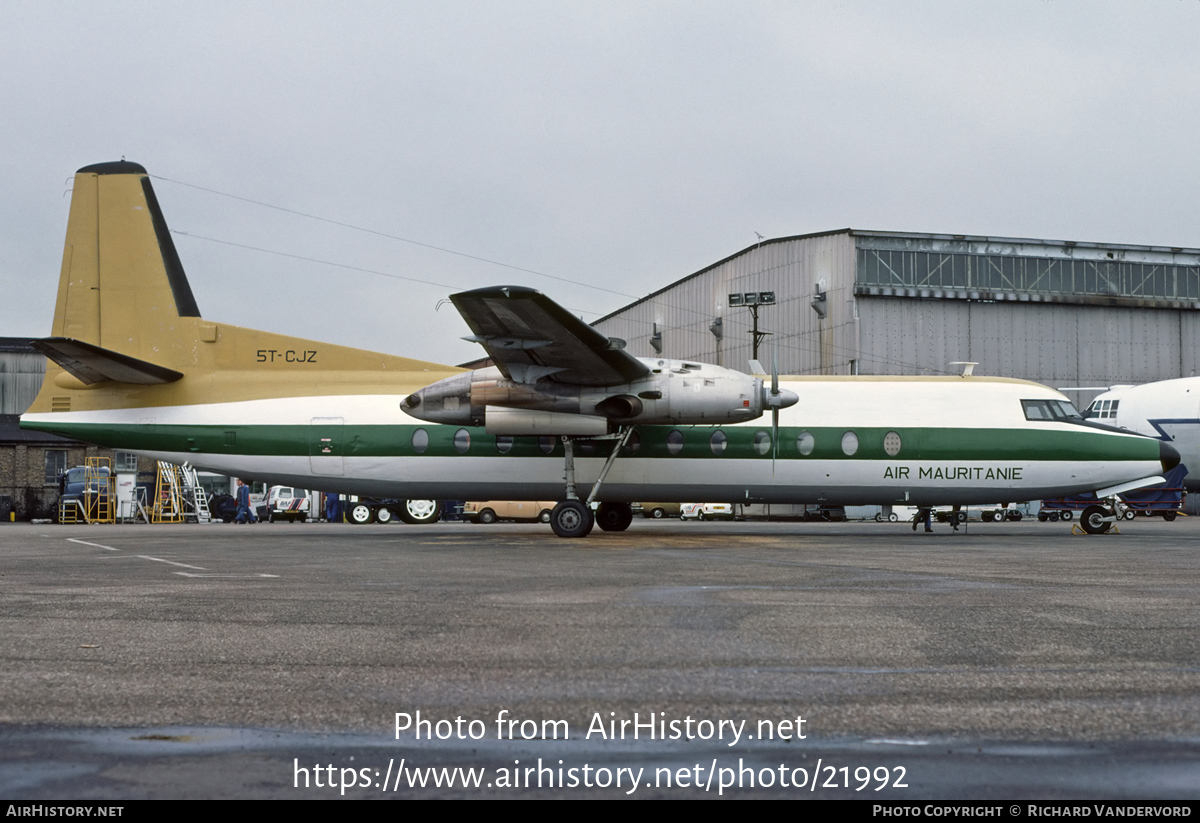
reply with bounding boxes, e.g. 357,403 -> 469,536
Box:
777,388 -> 799,409
1161,440 -> 1181,472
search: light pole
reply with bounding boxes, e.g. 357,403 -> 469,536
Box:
728,291 -> 776,362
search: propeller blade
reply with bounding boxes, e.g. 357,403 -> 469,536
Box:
772,346 -> 779,397
772,406 -> 778,475
771,343 -> 779,474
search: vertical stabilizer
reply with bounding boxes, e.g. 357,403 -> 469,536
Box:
52,161 -> 200,363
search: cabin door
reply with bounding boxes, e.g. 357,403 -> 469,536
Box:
309,417 -> 345,476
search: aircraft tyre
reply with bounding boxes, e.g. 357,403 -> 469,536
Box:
399,499 -> 441,524
348,503 -> 373,525
478,508 -> 498,525
596,502 -> 633,532
1081,505 -> 1112,535
375,506 -> 393,524
551,500 -> 594,538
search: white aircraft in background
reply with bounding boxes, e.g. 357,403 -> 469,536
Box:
18,161 -> 1179,538
1082,378 -> 1200,492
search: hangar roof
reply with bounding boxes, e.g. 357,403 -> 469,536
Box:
595,229 -> 1200,323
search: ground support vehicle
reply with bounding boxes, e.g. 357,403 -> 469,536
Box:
266,486 -> 312,522
805,505 -> 847,522
639,502 -> 681,519
344,497 -> 442,524
679,503 -> 735,521
463,501 -> 555,524
977,506 -> 1025,523
1041,465 -> 1188,530
55,463 -> 113,524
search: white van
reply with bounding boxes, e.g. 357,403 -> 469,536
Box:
266,486 -> 312,523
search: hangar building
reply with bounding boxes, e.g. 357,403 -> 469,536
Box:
592,229 -> 1200,408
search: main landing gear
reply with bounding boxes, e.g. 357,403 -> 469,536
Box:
549,429 -> 635,538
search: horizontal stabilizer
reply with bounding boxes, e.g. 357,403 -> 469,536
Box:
31,337 -> 184,385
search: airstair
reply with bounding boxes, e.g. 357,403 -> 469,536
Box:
180,463 -> 212,523
151,461 -> 186,523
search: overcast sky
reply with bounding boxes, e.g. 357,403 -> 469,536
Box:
2,1 -> 1198,366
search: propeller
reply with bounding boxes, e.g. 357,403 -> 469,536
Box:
770,347 -> 780,472
762,344 -> 798,474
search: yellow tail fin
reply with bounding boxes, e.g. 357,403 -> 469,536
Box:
23,161 -> 458,418
51,161 -> 199,362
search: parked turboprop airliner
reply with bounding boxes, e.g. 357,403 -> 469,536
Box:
18,161 -> 1178,537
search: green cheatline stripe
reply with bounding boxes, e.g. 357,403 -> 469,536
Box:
23,421 -> 1159,463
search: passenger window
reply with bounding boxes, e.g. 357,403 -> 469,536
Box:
841,431 -> 859,456
753,431 -> 771,456
796,431 -> 815,456
667,430 -> 685,455
622,431 -> 641,455
710,430 -> 727,455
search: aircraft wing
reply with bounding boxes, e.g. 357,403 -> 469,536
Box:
450,286 -> 649,386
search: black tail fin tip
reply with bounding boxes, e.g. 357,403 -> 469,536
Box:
77,160 -> 147,175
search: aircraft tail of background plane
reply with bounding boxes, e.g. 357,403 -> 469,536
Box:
21,161 -> 457,420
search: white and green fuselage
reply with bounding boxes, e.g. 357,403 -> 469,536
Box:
21,377 -> 1167,506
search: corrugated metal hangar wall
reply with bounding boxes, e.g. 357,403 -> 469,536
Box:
593,230 -> 1200,406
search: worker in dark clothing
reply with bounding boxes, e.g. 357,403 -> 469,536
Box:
234,479 -> 256,523
912,507 -> 933,532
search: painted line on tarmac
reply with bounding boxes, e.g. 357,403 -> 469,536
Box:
137,555 -> 208,570
66,538 -> 278,578
173,573 -> 281,578
67,537 -> 119,552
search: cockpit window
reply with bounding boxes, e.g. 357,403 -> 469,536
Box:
1083,399 -> 1119,420
1022,399 -> 1083,422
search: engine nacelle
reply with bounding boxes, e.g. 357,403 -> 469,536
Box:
401,358 -> 798,430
